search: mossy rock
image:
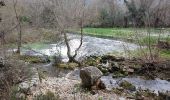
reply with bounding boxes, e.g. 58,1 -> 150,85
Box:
119,80 -> 136,91
58,63 -> 78,69
97,66 -> 108,74
135,90 -> 158,100
84,57 -> 100,66
112,87 -> 124,95
19,55 -> 47,63
112,71 -> 127,78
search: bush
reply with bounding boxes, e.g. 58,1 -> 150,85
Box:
34,91 -> 59,100
0,59 -> 32,99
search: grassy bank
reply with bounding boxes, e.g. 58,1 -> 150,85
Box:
74,28 -> 170,45
82,28 -> 135,38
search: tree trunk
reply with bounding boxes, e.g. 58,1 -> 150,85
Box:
63,24 -> 83,66
13,0 -> 22,54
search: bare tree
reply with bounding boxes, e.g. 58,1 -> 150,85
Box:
12,0 -> 22,54
42,0 -> 86,65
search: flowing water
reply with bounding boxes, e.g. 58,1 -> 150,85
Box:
100,75 -> 170,94
23,34 -> 139,61
22,34 -> 170,94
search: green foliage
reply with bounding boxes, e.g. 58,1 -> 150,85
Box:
119,80 -> 136,91
98,96 -> 103,100
138,36 -> 158,46
83,56 -> 100,66
20,16 -> 30,23
34,91 -> 59,100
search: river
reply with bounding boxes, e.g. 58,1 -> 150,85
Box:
23,34 -> 139,62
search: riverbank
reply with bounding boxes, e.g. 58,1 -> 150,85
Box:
13,55 -> 170,99
70,27 -> 170,46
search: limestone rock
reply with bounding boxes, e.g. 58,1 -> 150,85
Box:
80,66 -> 103,88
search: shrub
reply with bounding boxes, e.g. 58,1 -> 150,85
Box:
34,91 -> 59,100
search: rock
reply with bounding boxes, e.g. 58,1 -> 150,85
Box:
80,66 -> 103,88
66,69 -> 80,80
123,66 -> 134,74
119,80 -> 136,91
16,93 -> 26,99
115,57 -> 125,62
18,68 -> 39,95
107,62 -> 121,73
97,79 -> 106,89
159,92 -> 170,100
127,68 -> 134,74
100,55 -> 116,63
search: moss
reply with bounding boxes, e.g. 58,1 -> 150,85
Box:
112,71 -> 127,78
112,87 -> 124,95
98,96 -> 103,100
97,65 -> 109,74
84,56 -> 101,66
57,63 -> 78,69
135,90 -> 157,99
119,80 -> 136,91
19,55 -> 46,63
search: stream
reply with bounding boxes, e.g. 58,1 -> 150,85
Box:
22,34 -> 170,94
22,34 -> 139,62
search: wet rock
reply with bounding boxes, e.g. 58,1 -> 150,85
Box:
80,66 -> 103,88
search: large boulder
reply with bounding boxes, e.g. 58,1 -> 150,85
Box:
80,66 -> 103,88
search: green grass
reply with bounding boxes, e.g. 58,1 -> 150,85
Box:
76,28 -> 170,46
82,28 -> 135,39
129,48 -> 170,59
23,43 -> 50,50
160,50 -> 170,59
